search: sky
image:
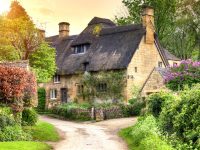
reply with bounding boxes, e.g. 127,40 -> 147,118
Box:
0,0 -> 124,36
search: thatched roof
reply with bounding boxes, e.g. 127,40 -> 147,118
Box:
47,17 -> 175,75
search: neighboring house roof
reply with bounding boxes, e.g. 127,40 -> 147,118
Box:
46,17 -> 172,75
155,67 -> 168,78
163,49 -> 181,61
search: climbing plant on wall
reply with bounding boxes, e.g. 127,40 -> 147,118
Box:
79,71 -> 126,103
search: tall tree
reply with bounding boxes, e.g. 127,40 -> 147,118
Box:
0,1 -> 56,82
115,0 -> 178,43
7,0 -> 30,20
115,0 -> 200,60
29,42 -> 56,83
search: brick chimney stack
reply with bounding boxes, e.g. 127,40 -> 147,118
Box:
142,5 -> 155,44
59,22 -> 70,38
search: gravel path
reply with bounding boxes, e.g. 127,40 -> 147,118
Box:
40,116 -> 137,150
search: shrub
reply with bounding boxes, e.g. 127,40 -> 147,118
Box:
165,59 -> 200,91
119,115 -> 174,150
128,98 -> 137,105
50,102 -> 92,121
0,65 -> 37,113
147,92 -> 175,117
22,108 -> 38,126
36,88 -> 46,112
0,114 -> 15,130
121,101 -> 145,117
0,125 -> 32,141
159,84 -> 200,149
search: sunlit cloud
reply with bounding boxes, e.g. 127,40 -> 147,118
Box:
1,0 -> 123,36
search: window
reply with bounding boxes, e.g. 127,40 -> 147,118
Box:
76,84 -> 84,95
96,83 -> 107,92
135,67 -> 137,73
50,89 -> 57,99
54,75 -> 60,83
158,61 -> 163,67
73,44 -> 90,54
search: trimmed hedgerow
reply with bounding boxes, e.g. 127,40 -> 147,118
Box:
36,88 -> 46,112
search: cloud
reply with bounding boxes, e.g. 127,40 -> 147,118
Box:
38,8 -> 54,15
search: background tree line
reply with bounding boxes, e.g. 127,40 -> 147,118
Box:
115,0 -> 200,60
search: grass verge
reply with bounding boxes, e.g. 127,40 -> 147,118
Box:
0,141 -> 51,150
23,121 -> 60,142
119,126 -> 136,150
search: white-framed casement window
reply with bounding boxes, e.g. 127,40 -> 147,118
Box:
50,89 -> 57,100
53,75 -> 60,83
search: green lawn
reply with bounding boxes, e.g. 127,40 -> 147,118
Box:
24,121 -> 60,142
0,142 -> 51,150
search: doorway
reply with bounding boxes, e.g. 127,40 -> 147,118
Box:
61,88 -> 68,103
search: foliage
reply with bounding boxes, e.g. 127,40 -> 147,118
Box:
50,102 -> 92,121
119,115 -> 174,150
165,60 -> 200,91
122,100 -> 145,117
7,1 -> 30,20
36,88 -> 46,112
159,84 -> 200,149
29,42 -> 56,83
0,65 -> 37,113
115,0 -> 200,60
79,71 -> 125,102
0,114 -> 15,130
23,121 -> 60,142
0,125 -> 32,142
0,141 -> 51,150
0,17 -> 42,60
115,0 -> 177,44
22,108 -> 38,126
0,45 -> 20,61
147,92 -> 175,117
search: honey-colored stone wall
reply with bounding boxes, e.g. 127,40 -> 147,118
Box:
39,74 -> 82,108
141,69 -> 168,97
126,37 -> 165,100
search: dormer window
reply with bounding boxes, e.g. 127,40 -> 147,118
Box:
73,44 -> 90,54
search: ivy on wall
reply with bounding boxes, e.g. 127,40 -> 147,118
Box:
79,71 -> 126,103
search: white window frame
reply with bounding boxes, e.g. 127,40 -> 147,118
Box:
50,89 -> 57,100
54,75 -> 60,83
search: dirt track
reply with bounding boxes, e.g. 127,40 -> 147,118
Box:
41,116 -> 137,150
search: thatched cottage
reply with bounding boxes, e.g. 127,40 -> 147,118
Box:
41,6 -> 180,108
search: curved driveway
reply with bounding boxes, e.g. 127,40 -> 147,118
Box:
41,116 -> 137,150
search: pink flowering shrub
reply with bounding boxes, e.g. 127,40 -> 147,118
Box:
164,59 -> 200,91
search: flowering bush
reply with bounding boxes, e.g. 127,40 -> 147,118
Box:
0,65 -> 37,112
164,59 -> 200,91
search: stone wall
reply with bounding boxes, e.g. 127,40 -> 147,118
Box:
141,69 -> 168,97
126,37 -> 165,100
39,74 -> 83,109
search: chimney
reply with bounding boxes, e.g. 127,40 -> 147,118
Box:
59,22 -> 70,38
38,29 -> 45,40
142,5 -> 155,44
